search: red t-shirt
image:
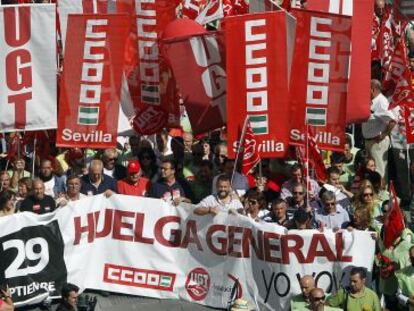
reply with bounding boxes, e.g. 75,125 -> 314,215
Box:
117,178 -> 150,196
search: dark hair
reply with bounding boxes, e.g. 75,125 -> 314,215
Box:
362,171 -> 382,192
216,174 -> 231,184
199,160 -> 213,171
290,163 -> 303,173
0,190 -> 14,210
350,267 -> 367,279
327,166 -> 341,176
345,134 -> 353,148
66,175 -> 81,185
292,182 -> 306,194
330,152 -> 346,164
161,159 -> 176,171
18,177 -> 33,191
61,283 -> 79,300
271,198 -> 288,207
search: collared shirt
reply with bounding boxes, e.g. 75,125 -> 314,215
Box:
80,174 -> 118,196
149,179 -> 186,203
328,287 -> 381,311
196,194 -> 243,212
313,203 -> 350,229
362,93 -> 395,139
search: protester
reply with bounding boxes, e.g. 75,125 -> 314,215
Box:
20,179 -> 56,214
15,177 -> 32,210
189,160 -> 213,203
287,208 -> 314,230
38,158 -> 66,198
263,198 -> 290,226
117,160 -> 150,197
212,158 -> 249,196
137,148 -> 159,182
243,190 -> 268,222
0,190 -> 16,217
194,174 -> 243,216
56,283 -> 79,311
327,267 -> 381,310
56,176 -> 86,207
291,275 -> 315,310
396,245 -> 414,309
80,159 -> 117,196
313,190 -> 350,230
286,182 -> 308,214
0,171 -> 11,192
148,159 -> 191,205
324,166 -> 352,211
307,288 -> 341,311
362,79 -> 396,185
8,157 -> 30,190
101,148 -> 127,180
281,164 -> 319,201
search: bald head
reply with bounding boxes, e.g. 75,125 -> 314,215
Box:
89,159 -> 103,182
309,288 -> 325,311
300,275 -> 315,300
33,178 -> 45,200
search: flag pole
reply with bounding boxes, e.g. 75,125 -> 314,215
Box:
231,116 -> 249,186
32,134 -> 37,178
305,122 -> 310,208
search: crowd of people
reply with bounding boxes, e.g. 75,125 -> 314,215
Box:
1,0 -> 414,311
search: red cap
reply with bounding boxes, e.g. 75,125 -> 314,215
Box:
128,160 -> 141,174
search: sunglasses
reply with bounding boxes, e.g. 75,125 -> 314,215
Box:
293,191 -> 304,195
363,192 -> 373,197
324,202 -> 336,206
312,296 -> 325,301
106,157 -> 117,162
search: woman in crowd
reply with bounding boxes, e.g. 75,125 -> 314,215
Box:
15,177 -> 32,211
0,190 -> 16,217
243,190 -> 268,222
138,148 -> 159,183
352,181 -> 382,227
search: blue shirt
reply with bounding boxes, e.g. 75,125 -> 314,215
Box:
80,174 -> 117,195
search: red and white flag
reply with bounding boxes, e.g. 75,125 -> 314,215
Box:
383,182 -> 405,249
0,4 -> 57,132
289,9 -> 352,151
196,0 -> 224,24
162,31 -> 226,135
306,0 -> 374,124
404,106 -> 414,144
394,0 -> 414,20
297,125 -> 327,183
56,14 -> 129,148
240,118 -> 261,176
226,11 -> 291,159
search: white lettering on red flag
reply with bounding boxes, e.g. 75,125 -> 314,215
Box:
226,12 -> 291,158
289,9 -> 351,151
56,14 -> 129,148
0,4 -> 56,132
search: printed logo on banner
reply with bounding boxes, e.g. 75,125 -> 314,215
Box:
103,264 -> 176,292
212,273 -> 242,298
185,267 -> 210,301
0,221 -> 67,304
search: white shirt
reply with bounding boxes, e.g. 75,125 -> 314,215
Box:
390,106 -> 414,149
211,173 -> 249,197
44,178 -> 55,197
362,93 -> 395,139
196,194 -> 243,212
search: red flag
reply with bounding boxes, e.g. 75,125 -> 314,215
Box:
383,182 -> 405,249
306,0 -> 374,124
240,119 -> 261,176
297,126 -> 327,184
394,0 -> 414,21
226,11 -> 291,159
289,9 -> 352,151
385,39 -> 414,109
161,30 -> 226,135
56,14 -> 129,148
404,106 -> 414,144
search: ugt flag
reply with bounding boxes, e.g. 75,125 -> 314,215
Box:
0,4 -> 57,132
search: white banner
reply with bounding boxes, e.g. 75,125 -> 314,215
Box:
0,4 -> 56,132
0,195 -> 376,310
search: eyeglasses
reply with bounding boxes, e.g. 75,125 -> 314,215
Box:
363,192 -> 373,197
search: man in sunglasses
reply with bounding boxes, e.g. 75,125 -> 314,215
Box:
307,288 -> 341,311
396,246 -> 414,310
314,190 -> 350,230
101,148 -> 127,181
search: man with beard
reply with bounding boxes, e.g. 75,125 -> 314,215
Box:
20,179 -> 56,214
396,246 -> 414,310
38,158 -> 66,198
194,174 -> 243,216
306,288 -> 341,311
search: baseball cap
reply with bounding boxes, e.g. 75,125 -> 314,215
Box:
128,160 -> 141,174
